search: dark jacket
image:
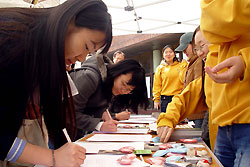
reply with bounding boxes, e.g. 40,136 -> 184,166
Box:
70,54 -> 113,138
0,25 -> 27,159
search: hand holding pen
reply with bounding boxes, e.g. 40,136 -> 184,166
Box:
101,109 -> 119,132
102,109 -> 113,121
50,128 -> 86,167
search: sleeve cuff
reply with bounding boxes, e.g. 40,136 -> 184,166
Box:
67,72 -> 79,96
153,99 -> 160,103
6,137 -> 27,162
95,122 -> 103,131
157,113 -> 175,128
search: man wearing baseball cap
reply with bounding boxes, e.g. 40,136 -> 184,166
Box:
175,32 -> 194,61
175,32 -> 205,128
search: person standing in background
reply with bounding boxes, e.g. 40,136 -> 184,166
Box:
175,32 -> 205,128
153,45 -> 187,113
113,51 -> 125,64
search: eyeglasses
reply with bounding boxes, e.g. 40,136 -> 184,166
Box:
194,43 -> 207,53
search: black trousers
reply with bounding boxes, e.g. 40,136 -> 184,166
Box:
160,95 -> 173,112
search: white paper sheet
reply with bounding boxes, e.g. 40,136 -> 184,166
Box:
86,134 -> 152,142
185,144 -> 205,148
148,123 -> 157,132
130,115 -> 153,118
120,115 -> 157,124
81,154 -> 150,167
115,128 -> 149,134
119,119 -> 156,124
75,141 -> 145,154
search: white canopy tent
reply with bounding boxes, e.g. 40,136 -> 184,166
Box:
103,0 -> 201,36
0,0 -> 31,7
0,0 -> 201,36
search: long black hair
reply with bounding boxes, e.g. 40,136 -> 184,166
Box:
103,59 -> 149,113
0,0 -> 112,148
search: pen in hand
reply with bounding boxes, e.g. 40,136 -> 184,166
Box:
62,128 -> 72,143
106,109 -> 113,120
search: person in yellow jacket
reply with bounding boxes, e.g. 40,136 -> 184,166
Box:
158,1 -> 250,166
157,26 -> 218,150
175,32 -> 205,129
153,45 -> 187,113
193,26 -> 218,150
201,1 -> 250,166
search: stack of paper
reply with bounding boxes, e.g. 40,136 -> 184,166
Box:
75,141 -> 145,154
86,134 -> 152,142
169,129 -> 202,141
75,115 -> 155,167
119,115 -> 157,124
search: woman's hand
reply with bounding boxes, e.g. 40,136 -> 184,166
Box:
154,102 -> 160,110
101,119 -> 119,132
205,56 -> 244,83
102,111 -> 111,121
115,110 -> 130,120
157,126 -> 174,143
55,142 -> 86,167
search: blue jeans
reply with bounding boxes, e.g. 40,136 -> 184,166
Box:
214,124 -> 250,167
160,95 -> 173,112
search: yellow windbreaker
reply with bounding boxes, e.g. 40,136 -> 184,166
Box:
157,45 -> 219,150
153,60 -> 187,103
201,0 -> 250,126
157,77 -> 207,128
159,0 -> 250,149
